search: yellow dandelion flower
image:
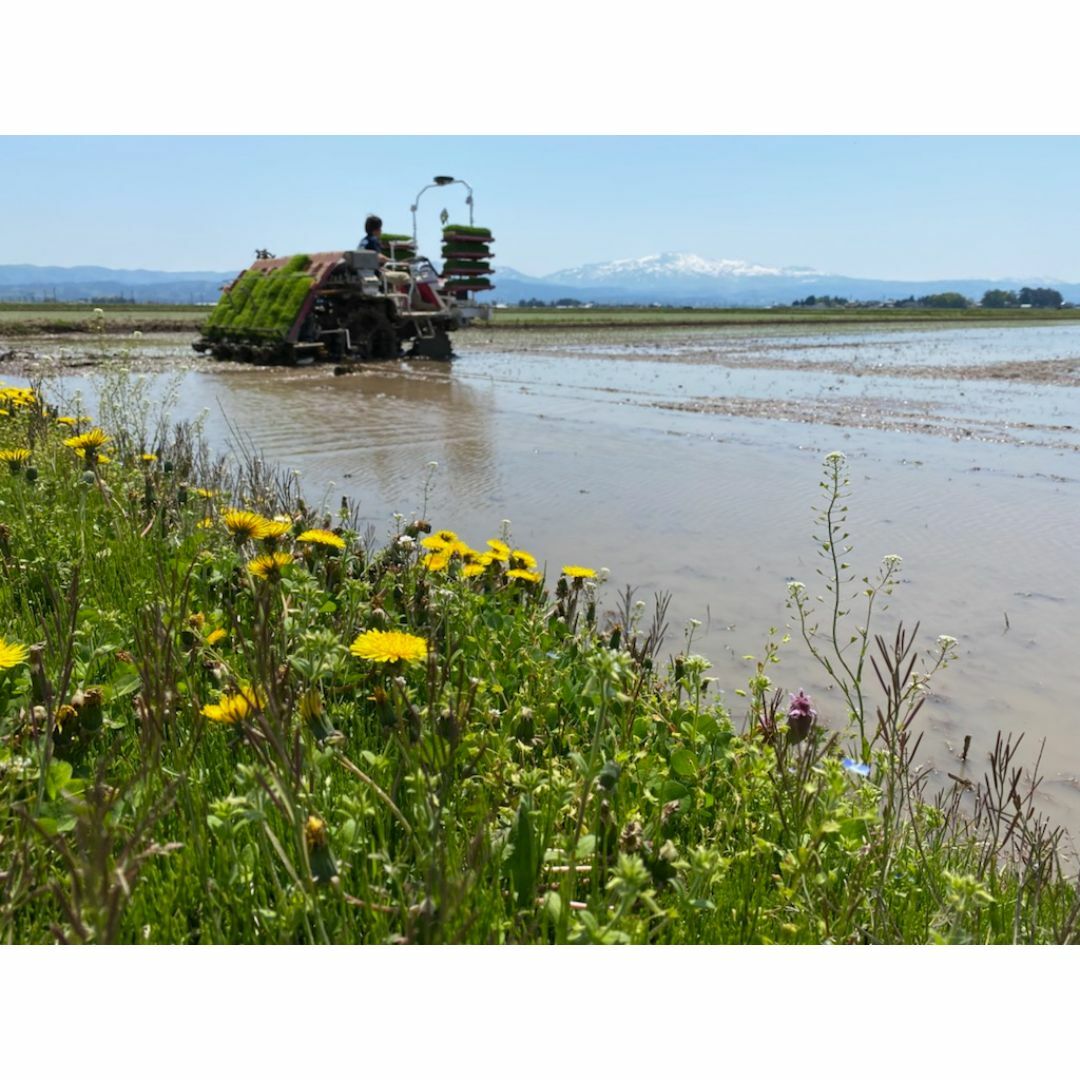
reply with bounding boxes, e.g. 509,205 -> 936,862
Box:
0,387 -> 36,410
223,509 -> 271,542
432,529 -> 458,544
507,568 -> 543,584
247,552 -> 293,579
0,636 -> 30,669
56,416 -> 78,427
141,453 -> 158,462
510,549 -> 537,570
202,686 -> 264,724
562,565 -> 596,580
486,538 -> 510,560
0,448 -> 31,467
196,516 -> 216,529
74,448 -> 111,464
422,550 -> 450,572
462,563 -> 486,578
297,528 -> 347,550
420,535 -> 449,551
63,427 -> 110,452
205,628 -> 227,647
349,629 -> 428,665
194,487 -> 220,499
256,519 -> 291,541
72,447 -> 110,464
298,688 -> 323,725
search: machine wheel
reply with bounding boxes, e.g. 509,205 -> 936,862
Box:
407,330 -> 454,361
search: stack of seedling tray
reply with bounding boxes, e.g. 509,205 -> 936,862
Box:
204,254 -> 315,340
441,224 -> 495,292
382,232 -> 417,262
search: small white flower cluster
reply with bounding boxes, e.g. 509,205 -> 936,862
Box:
396,535 -> 415,550
787,580 -> 806,595
824,451 -> 846,465
882,554 -> 903,570
937,634 -> 958,650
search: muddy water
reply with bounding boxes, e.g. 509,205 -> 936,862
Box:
9,321 -> 1080,837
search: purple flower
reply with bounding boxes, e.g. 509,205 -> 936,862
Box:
787,688 -> 816,743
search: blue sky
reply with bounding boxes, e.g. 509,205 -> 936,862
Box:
2,136 -> 1079,280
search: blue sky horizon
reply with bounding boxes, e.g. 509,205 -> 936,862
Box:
2,136 -> 1079,281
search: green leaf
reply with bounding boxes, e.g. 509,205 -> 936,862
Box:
508,798 -> 538,910
659,780 -> 690,802
45,759 -> 73,800
670,747 -> 698,779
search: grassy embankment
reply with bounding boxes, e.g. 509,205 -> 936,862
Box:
0,373 -> 1078,943
3,302 -> 1080,339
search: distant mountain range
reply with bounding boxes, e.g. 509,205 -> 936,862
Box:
2,254 -> 1078,306
0,264 -> 237,303
490,253 -> 1080,306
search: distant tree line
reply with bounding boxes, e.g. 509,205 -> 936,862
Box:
792,286 -> 1066,310
516,297 -> 588,307
981,286 -> 1064,308
791,295 -> 849,307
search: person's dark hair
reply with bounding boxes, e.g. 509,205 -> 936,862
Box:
365,214 -> 382,236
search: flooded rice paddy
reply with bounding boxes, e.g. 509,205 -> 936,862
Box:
6,320 -> 1080,837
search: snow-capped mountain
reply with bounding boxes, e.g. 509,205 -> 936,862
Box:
491,253 -> 1080,306
547,252 -> 821,285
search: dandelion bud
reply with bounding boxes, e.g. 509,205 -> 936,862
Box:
620,820 -> 643,853
55,703 -> 78,736
597,760 -> 621,791
305,814 -> 328,849
71,687 -> 105,732
514,707 -> 535,743
787,688 -> 816,743
304,814 -> 338,884
24,466 -> 38,484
